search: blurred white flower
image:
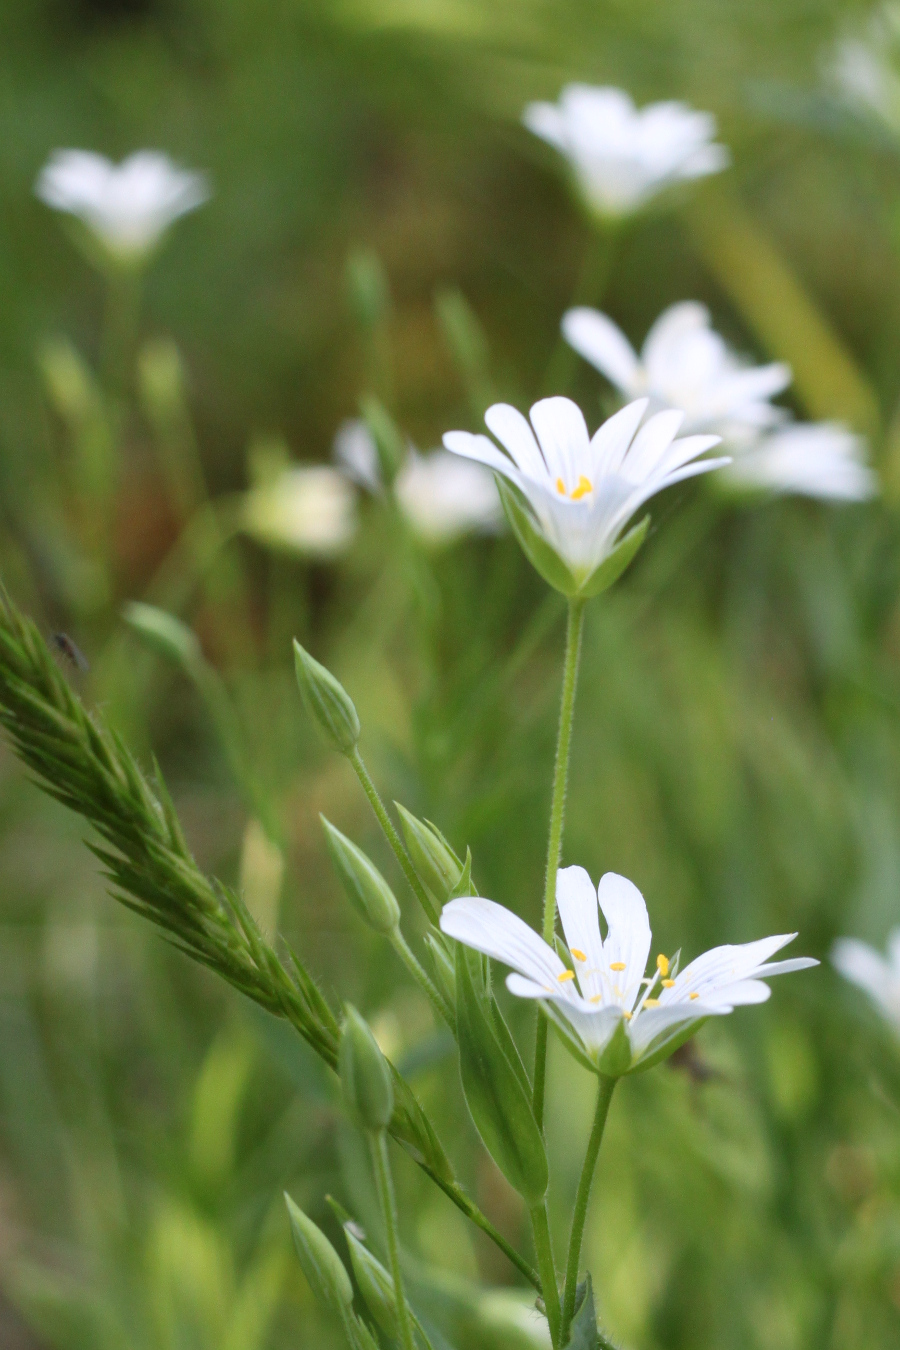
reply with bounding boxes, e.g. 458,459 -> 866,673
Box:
243,466 -> 357,558
832,931 -> 900,1031
36,149 -> 209,260
441,866 -> 817,1077
523,85 -> 729,218
444,396 -> 726,591
833,3 -> 900,136
721,423 -> 878,501
332,419 -> 501,545
563,302 -> 791,436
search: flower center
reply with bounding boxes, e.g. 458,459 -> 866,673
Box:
556,475 -> 593,500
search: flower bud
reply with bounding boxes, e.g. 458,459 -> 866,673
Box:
321,818 -> 400,935
339,1005 -> 395,1132
293,641 -> 360,755
123,601 -> 203,673
284,1194 -> 354,1313
395,804 -> 462,903
342,1226 -> 400,1339
424,932 -> 456,1008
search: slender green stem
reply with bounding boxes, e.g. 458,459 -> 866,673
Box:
349,748 -> 440,925
541,225 -> 618,396
530,1203 -> 561,1349
533,598 -> 586,1128
561,1075 -> 616,1342
391,930 -> 454,1028
428,1173 -> 539,1289
371,1131 -> 417,1350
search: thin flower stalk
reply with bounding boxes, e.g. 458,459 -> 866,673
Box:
348,746 -> 441,926
561,1074 -> 616,1342
371,1132 -> 417,1350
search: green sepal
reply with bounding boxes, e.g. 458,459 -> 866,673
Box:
541,1002 -> 599,1075
448,847 -> 474,900
424,931 -> 456,1010
284,1194 -> 354,1313
564,1275 -> 599,1349
595,1017 -> 633,1078
395,803 -> 464,903
630,1017 -> 709,1075
497,479 -> 580,595
293,640 -> 360,755
577,516 -> 649,597
455,945 -> 548,1204
321,817 -> 401,935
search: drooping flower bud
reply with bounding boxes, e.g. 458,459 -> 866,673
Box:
395,804 -> 463,904
293,640 -> 360,755
321,818 -> 400,935
339,1005 -> 395,1132
284,1194 -> 354,1314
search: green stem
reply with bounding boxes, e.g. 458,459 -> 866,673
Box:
428,1173 -> 540,1290
561,1076 -> 616,1342
371,1130 -> 417,1350
391,930 -> 454,1028
533,598 -> 586,1128
530,1203 -> 561,1349
541,226 -> 618,396
349,748 -> 440,925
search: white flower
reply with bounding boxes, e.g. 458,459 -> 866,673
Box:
441,867 -> 817,1077
243,466 -> 357,558
36,149 -> 209,260
563,302 -> 791,437
832,932 -> 900,1031
721,422 -> 878,502
523,85 -> 729,219
443,396 -> 727,593
333,419 -> 501,545
832,4 -> 900,136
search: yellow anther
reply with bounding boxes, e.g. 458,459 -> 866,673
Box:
644,998 -> 660,1008
571,948 -> 586,962
661,979 -> 675,988
570,475 -> 593,500
623,1011 -> 633,1021
590,994 -> 603,1004
689,992 -> 699,1001
610,961 -> 626,971
558,970 -> 575,983
656,954 -> 670,977
556,477 -> 566,495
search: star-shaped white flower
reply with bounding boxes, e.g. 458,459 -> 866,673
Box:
720,422 -> 878,502
443,396 -> 727,594
832,931 -> 900,1032
523,85 -> 729,219
243,466 -> 357,558
36,149 -> 209,260
441,867 -> 817,1077
563,302 -> 791,437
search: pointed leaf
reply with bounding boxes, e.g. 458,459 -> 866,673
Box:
577,517 -> 649,598
497,480 -> 579,595
565,1275 -> 598,1349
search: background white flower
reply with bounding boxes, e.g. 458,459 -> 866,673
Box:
832,931 -> 900,1032
243,466 -> 357,558
720,423 -> 878,501
36,149 -> 210,259
441,866 -> 816,1076
444,395 -> 726,591
832,3 -> 900,137
523,84 -> 729,218
333,418 -> 383,493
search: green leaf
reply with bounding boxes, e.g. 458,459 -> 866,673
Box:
564,1275 -> 598,1349
577,517 -> 649,598
455,945 -> 548,1204
497,480 -> 579,596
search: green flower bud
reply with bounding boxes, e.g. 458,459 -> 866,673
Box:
123,602 -> 203,672
284,1194 -> 353,1313
293,640 -> 360,755
395,804 -> 463,904
343,1226 -> 400,1339
423,932 -> 456,1008
339,1005 -> 395,1132
321,817 -> 400,935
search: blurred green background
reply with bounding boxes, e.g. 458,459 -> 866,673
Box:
3,1 -> 900,1347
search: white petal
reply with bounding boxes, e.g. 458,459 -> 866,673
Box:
561,308 -> 640,393
621,408 -> 685,480
529,397 -> 591,486
642,302 -> 710,373
443,431 -> 525,489
702,978 -> 772,1008
484,404 -> 548,480
556,865 -> 606,1002
440,896 -> 567,993
589,398 -> 649,478
597,872 -> 652,1011
832,937 -> 895,1006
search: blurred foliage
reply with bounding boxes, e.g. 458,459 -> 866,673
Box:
2,0 -> 900,1348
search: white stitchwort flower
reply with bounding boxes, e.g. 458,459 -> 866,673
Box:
333,419 -> 501,545
441,867 -> 817,1077
721,422 -> 878,502
563,302 -> 791,438
243,466 -> 357,559
523,85 -> 729,218
443,396 -> 727,594
36,149 -> 209,259
832,3 -> 900,137
832,931 -> 900,1032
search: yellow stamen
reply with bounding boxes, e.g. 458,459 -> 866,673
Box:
570,475 -> 593,500
571,948 -> 587,962
558,970 -> 575,983
689,992 -> 699,1001
661,979 -> 675,988
623,1011 -> 632,1021
590,994 -> 602,1004
656,954 -> 670,976
644,998 -> 660,1008
556,477 -> 566,494
610,961 -> 626,971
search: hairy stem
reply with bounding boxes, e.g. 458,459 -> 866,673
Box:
371,1131 -> 417,1350
349,747 -> 440,925
534,597 -> 586,1128
561,1075 -> 616,1342
530,1202 -> 561,1349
